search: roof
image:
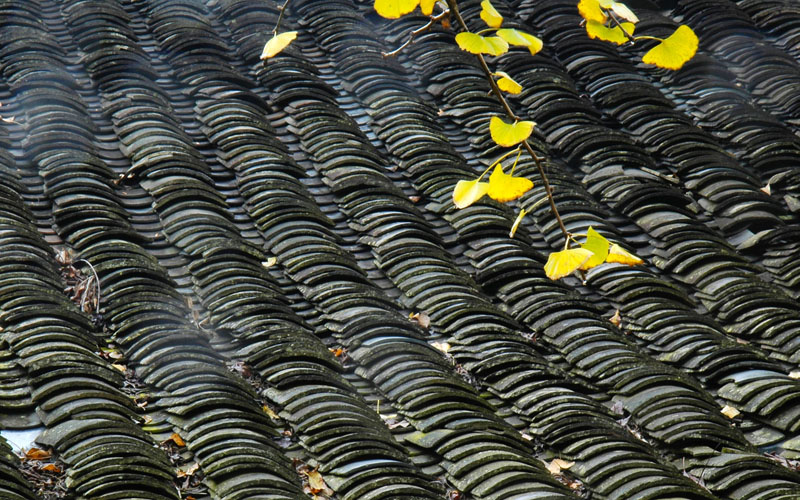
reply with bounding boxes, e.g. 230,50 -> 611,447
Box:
1,0 -> 800,498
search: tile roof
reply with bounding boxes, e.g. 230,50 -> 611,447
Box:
1,0 -> 800,498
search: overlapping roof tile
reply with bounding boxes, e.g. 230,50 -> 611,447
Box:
1,0 -> 800,498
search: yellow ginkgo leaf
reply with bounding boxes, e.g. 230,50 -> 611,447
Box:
374,0 -> 419,18
578,0 -> 606,23
455,32 -> 509,56
580,226 -> 610,269
489,116 -> 535,147
495,71 -> 522,94
488,164 -> 533,202
496,28 -> 543,55
260,31 -> 298,60
453,178 -> 490,208
420,0 -> 436,14
585,20 -> 634,45
544,248 -> 595,280
642,24 -> 698,70
606,243 -> 644,265
599,0 -> 639,23
480,0 -> 503,28
509,208 -> 526,238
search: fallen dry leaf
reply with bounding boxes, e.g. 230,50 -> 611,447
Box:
41,464 -> 62,473
24,448 -> 52,461
164,433 -> 186,447
790,370 -> 800,380
177,462 -> 200,478
546,458 -> 575,475
111,363 -> 126,373
306,468 -> 333,496
409,311 -> 430,328
261,257 -> 277,268
329,347 -> 346,357
431,341 -> 450,353
547,458 -> 575,476
761,184 -> 771,195
721,405 -> 740,419
609,309 -> 622,327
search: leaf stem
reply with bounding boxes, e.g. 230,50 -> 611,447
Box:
383,9 -> 451,58
273,0 -> 291,36
445,0 -> 570,242
606,10 -> 635,42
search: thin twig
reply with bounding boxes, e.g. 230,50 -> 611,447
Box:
273,0 -> 291,36
75,258 -> 101,311
383,9 -> 450,58
445,0 -> 570,241
607,10 -> 635,42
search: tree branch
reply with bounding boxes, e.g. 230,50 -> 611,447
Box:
445,0 -> 570,241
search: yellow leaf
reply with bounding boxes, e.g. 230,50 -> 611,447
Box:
261,257 -> 277,268
420,0 -> 436,14
453,178 -> 489,208
495,71 -> 522,94
606,243 -> 644,265
578,0 -> 606,23
488,164 -> 533,202
585,20 -> 634,45
580,226 -> 610,269
790,370 -> 800,379
455,32 -> 508,56
260,31 -> 298,60
544,248 -> 594,280
642,25 -> 698,70
263,405 -> 280,419
721,405 -> 740,419
489,116 -> 535,147
496,28 -> 543,55
599,0 -> 639,23
374,0 -> 419,18
480,0 -> 503,28
509,208 -> 526,238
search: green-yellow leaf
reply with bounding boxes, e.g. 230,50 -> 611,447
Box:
509,208 -> 526,238
606,243 -> 644,265
544,248 -> 595,280
260,31 -> 298,60
420,0 -> 436,15
374,0 -> 419,18
488,164 -> 533,202
480,0 -> 503,28
455,32 -> 509,56
580,227 -> 610,269
585,20 -> 634,45
495,71 -> 522,94
578,0 -> 606,23
496,28 -> 543,55
642,24 -> 698,70
489,116 -> 535,147
599,0 -> 639,23
453,178 -> 490,208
